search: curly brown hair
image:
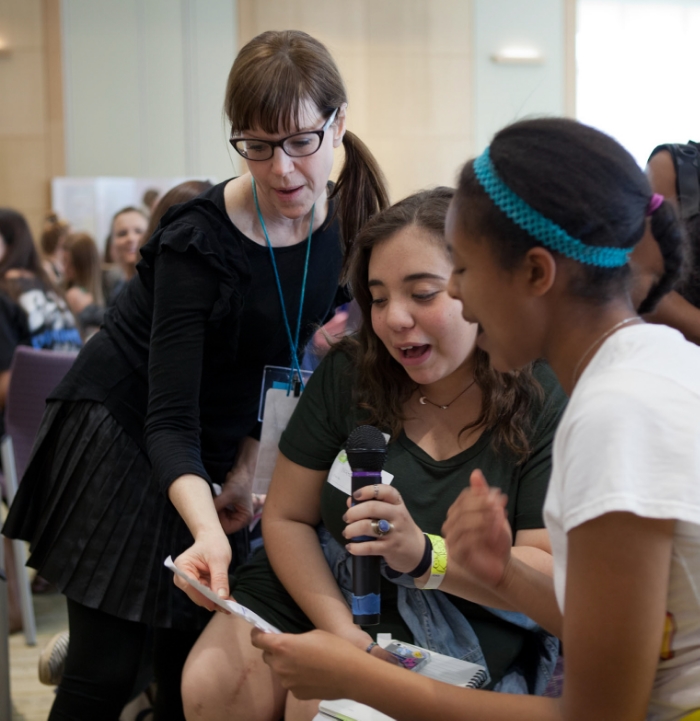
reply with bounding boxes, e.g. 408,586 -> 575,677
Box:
335,187 -> 543,461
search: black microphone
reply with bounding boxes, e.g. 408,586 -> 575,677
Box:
345,424 -> 387,626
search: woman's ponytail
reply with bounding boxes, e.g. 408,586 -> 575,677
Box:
331,130 -> 390,279
638,200 -> 688,314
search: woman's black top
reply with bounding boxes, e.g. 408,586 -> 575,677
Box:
51,179 -> 348,491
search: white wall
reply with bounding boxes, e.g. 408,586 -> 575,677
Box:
577,0 -> 700,167
472,0 -> 569,153
59,0 -> 573,188
61,0 -> 237,180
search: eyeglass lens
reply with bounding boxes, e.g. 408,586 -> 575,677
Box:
234,132 -> 323,161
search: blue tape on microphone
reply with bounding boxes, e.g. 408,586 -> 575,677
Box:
352,593 -> 381,616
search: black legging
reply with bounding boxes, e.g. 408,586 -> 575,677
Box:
49,599 -> 200,721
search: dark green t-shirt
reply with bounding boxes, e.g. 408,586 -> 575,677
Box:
233,350 -> 566,684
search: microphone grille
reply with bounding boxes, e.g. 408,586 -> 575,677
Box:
346,425 -> 387,471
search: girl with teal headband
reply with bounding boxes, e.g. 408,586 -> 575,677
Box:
251,118 -> 700,721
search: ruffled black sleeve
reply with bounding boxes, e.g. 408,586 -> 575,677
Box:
139,202 -> 251,494
143,244 -> 220,491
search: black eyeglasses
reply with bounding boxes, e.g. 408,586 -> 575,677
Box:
230,109 -> 338,162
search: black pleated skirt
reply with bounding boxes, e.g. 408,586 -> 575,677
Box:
3,400 -> 220,630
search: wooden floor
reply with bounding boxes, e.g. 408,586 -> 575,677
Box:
9,592 -> 67,721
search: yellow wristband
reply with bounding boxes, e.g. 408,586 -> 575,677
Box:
422,534 -> 447,590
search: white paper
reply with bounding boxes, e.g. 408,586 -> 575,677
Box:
252,388 -> 301,494
317,699 -> 395,721
164,556 -> 280,634
326,436 -> 394,496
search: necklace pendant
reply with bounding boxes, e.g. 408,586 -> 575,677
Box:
440,405 -> 448,410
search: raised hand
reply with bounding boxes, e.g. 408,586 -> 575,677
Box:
343,483 -> 426,575
442,469 -> 513,588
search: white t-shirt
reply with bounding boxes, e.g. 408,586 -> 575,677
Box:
544,324 -> 700,721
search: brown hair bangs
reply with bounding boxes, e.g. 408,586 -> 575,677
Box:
225,31 -> 346,135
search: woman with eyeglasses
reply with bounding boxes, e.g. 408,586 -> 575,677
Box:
3,30 -> 388,721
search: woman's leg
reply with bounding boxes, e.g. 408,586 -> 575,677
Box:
49,598 -> 152,721
182,612 -> 286,721
152,627 -> 201,721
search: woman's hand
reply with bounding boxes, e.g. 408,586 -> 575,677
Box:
251,628 -> 371,700
442,469 -> 513,588
214,436 -> 260,534
172,529 -> 232,612
343,484 -> 425,574
214,466 -> 255,534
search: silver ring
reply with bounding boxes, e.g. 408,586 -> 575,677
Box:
371,519 -> 393,536
373,484 -> 380,499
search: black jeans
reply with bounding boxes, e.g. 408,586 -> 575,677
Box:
49,599 -> 200,721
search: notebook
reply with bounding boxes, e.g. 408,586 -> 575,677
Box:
317,639 -> 488,721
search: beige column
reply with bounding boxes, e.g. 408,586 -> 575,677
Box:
0,0 -> 64,240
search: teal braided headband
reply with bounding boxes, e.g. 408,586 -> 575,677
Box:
473,147 -> 632,268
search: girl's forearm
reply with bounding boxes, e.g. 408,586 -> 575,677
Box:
496,556 -> 563,638
349,656 -> 563,721
435,545 -> 552,611
265,517 -> 360,635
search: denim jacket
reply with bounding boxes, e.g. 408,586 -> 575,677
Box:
319,526 -> 559,694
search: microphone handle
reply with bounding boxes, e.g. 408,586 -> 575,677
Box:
351,470 -> 382,625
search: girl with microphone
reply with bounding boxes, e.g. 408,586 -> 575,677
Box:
182,187 -> 567,721
253,118 -> 700,721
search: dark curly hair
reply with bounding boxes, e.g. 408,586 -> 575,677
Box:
334,187 -> 544,461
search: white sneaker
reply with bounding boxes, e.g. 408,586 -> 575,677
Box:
38,630 -> 69,685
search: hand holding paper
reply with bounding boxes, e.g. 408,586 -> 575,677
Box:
164,556 -> 280,634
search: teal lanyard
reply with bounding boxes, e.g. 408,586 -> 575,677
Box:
251,177 -> 313,391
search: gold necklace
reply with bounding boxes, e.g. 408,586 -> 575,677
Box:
571,317 -> 640,386
418,378 -> 477,410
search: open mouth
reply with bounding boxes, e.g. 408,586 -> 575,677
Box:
398,344 -> 431,362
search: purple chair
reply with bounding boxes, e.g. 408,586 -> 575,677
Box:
1,346 -> 77,646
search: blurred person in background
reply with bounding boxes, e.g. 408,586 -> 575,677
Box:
141,180 -> 214,244
103,206 -> 149,305
142,187 -> 160,216
632,141 -> 700,344
63,232 -> 105,339
0,208 -> 81,632
40,213 -> 70,286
